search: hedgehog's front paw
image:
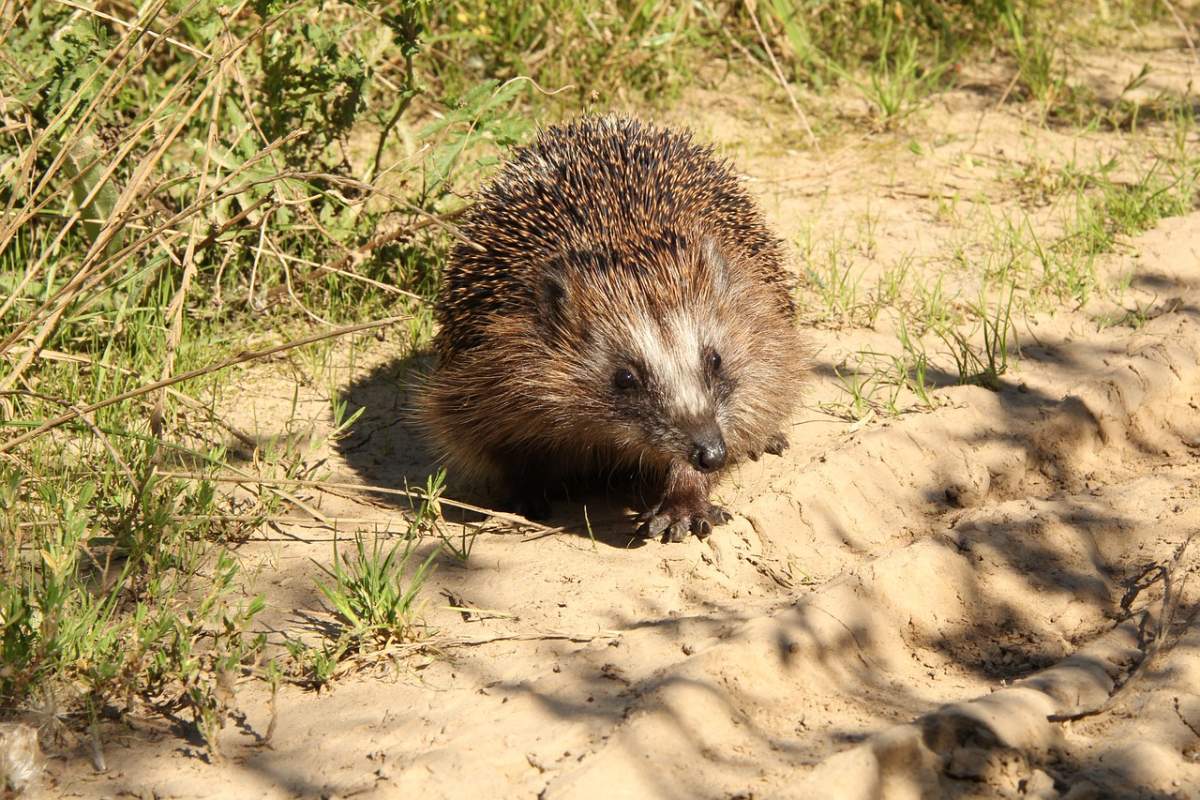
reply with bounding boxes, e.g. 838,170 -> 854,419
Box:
749,431 -> 790,461
636,502 -> 731,543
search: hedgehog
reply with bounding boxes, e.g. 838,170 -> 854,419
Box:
421,115 -> 805,542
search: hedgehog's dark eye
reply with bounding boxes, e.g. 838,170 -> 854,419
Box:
706,350 -> 722,373
613,368 -> 639,391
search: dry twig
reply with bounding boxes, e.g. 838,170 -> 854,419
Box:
0,316 -> 408,453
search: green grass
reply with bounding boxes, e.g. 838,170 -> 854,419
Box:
938,290 -> 1018,391
316,532 -> 437,648
835,22 -> 950,125
803,243 -> 864,325
1011,154 -> 1199,306
805,84 -> 1196,416
0,0 -> 520,754
1002,3 -> 1066,113
1,0 -> 1197,757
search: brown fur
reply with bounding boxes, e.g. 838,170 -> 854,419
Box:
421,116 -> 806,540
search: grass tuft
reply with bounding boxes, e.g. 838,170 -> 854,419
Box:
316,533 -> 437,648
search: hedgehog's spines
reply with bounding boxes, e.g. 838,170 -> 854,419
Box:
434,114 -> 794,360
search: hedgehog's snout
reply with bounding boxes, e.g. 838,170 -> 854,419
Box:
690,433 -> 727,473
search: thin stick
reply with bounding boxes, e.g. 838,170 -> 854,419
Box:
10,514 -> 407,530
158,471 -> 555,532
53,0 -> 212,60
153,38 -> 228,436
970,70 -> 1022,152
325,629 -> 623,667
192,193 -> 274,254
2,345 -> 262,451
744,0 -> 817,148
0,316 -> 408,454
247,242 -> 418,299
369,49 -> 418,182
1162,0 -> 1199,66
2,389 -> 136,485
1048,532 -> 1197,722
430,629 -> 621,647
274,207 -> 468,301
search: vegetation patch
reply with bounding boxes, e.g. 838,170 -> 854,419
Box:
0,0 -> 1196,764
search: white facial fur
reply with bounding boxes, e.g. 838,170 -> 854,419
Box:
629,311 -> 712,418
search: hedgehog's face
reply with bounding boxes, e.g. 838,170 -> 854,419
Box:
530,232 -> 782,474
602,309 -> 734,473
534,235 -> 774,473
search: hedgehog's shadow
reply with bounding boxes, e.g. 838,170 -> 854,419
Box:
333,352 -> 438,503
334,354 -> 648,549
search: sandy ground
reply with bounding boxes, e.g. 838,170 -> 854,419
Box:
42,37 -> 1200,800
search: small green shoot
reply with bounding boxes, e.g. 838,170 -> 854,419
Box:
804,248 -> 863,325
852,25 -> 947,124
316,533 -> 437,647
1002,6 -> 1065,113
939,290 -> 1017,391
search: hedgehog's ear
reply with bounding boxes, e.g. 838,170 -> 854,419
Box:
537,272 -> 572,333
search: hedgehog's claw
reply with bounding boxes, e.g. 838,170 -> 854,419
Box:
707,505 -> 733,525
636,510 -> 672,539
636,503 -> 731,542
666,520 -> 690,543
748,433 -> 789,461
764,432 -> 789,457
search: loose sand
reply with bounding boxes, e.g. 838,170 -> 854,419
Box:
47,38 -> 1200,800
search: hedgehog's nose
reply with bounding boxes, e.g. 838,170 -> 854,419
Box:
692,437 -> 727,473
